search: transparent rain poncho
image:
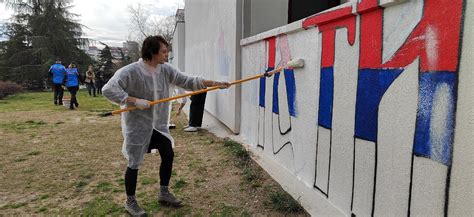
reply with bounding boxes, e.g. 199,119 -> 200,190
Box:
102,59 -> 205,169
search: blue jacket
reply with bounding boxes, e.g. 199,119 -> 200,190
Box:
65,68 -> 79,87
49,63 -> 66,84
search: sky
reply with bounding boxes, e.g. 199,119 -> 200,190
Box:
0,0 -> 184,47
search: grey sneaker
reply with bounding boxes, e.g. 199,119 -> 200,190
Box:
124,197 -> 147,216
158,190 -> 183,207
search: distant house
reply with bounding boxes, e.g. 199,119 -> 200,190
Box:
85,46 -> 100,61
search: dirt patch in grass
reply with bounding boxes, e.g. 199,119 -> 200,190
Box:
0,91 -> 308,215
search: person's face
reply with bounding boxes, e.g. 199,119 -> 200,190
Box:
155,42 -> 169,64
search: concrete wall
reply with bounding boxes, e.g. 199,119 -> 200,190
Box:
184,0 -> 241,133
171,21 -> 185,71
240,0 -> 472,216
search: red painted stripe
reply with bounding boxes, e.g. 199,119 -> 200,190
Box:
316,16 -> 356,68
358,0 -> 463,72
267,37 -> 276,68
321,31 -> 336,68
382,0 -> 463,71
359,9 -> 383,68
303,6 -> 353,29
357,0 -> 379,13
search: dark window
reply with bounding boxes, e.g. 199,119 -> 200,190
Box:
288,0 -> 342,23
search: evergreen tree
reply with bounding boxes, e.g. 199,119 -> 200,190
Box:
98,43 -> 115,81
0,0 -> 93,89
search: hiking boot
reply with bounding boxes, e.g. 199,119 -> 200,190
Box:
183,126 -> 197,132
158,189 -> 183,207
124,196 -> 147,216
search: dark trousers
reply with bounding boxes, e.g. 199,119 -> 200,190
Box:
53,83 -> 64,105
67,86 -> 79,108
95,80 -> 103,95
125,130 -> 174,196
86,82 -> 96,96
189,92 -> 207,127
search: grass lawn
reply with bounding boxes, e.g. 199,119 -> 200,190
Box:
0,90 -> 308,215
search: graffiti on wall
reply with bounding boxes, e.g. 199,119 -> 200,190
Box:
256,0 -> 465,216
257,35 -> 298,169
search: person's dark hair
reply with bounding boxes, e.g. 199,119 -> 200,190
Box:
141,35 -> 169,61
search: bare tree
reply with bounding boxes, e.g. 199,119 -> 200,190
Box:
127,3 -> 175,48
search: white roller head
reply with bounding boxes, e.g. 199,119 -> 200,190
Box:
286,58 -> 305,69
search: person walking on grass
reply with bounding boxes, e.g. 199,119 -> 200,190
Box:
65,62 -> 80,110
48,58 -> 67,105
85,65 -> 97,97
102,35 -> 230,216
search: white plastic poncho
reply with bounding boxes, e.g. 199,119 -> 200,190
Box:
102,59 -> 205,169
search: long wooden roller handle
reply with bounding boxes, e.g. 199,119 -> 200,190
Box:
102,66 -> 283,117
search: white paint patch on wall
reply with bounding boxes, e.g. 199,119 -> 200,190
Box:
425,26 -> 439,70
430,83 -> 452,163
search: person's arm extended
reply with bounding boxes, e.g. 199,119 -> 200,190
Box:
202,79 -> 230,88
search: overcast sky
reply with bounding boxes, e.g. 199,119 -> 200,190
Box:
0,0 -> 184,47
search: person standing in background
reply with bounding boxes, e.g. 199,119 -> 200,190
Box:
182,92 -> 207,132
65,62 -> 80,110
85,65 -> 97,97
95,66 -> 105,95
48,58 -> 67,105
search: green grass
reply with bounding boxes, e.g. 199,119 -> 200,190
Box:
140,176 -> 157,185
0,120 -> 47,131
0,90 -> 118,113
222,138 -> 250,161
172,178 -> 188,191
264,190 -> 304,213
96,181 -> 113,192
81,196 -> 123,215
1,202 -> 28,209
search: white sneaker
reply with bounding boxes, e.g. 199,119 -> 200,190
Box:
183,126 -> 198,132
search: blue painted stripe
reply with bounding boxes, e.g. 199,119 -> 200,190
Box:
414,71 -> 456,165
318,67 -> 334,129
259,68 -> 272,107
354,68 -> 403,141
272,72 -> 280,114
284,69 -> 297,117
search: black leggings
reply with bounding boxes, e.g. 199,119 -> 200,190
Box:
67,86 -> 79,108
53,83 -> 64,104
125,130 -> 174,196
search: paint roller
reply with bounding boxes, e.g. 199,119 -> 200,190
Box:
100,58 -> 305,117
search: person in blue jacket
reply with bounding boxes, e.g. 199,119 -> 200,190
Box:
48,58 -> 67,105
65,62 -> 80,110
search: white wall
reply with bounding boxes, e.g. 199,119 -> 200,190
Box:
180,0 -> 472,215
184,0 -> 241,133
240,0 -> 472,216
172,21 -> 185,71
